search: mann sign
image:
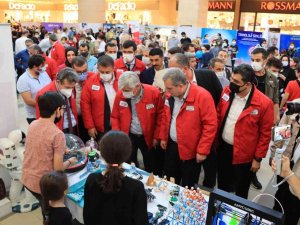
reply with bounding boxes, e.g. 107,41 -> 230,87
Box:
208,1 -> 235,11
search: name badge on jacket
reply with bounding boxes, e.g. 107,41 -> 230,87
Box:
91,85 -> 100,91
222,93 -> 229,102
146,104 -> 154,110
186,106 -> 195,111
119,101 -> 128,107
250,109 -> 259,115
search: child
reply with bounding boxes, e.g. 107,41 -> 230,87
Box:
83,131 -> 148,225
40,171 -> 73,225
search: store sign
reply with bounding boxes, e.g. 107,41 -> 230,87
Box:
208,1 -> 235,11
64,4 -> 78,11
8,2 -> 36,10
241,0 -> 300,14
108,2 -> 136,11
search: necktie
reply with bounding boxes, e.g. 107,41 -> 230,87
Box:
126,63 -> 131,71
65,97 -> 74,134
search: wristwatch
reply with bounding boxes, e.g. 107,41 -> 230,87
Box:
254,157 -> 262,162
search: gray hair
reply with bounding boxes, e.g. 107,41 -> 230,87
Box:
184,52 -> 196,60
209,58 -> 224,68
118,71 -> 140,89
29,44 -> 43,54
49,34 -> 58,41
56,67 -> 79,83
163,68 -> 187,86
170,53 -> 189,68
137,44 -> 147,52
25,38 -> 33,44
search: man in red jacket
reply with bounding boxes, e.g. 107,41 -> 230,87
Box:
160,68 -> 218,187
36,68 -> 79,134
29,44 -> 58,80
217,64 -> 274,199
114,40 -> 146,78
111,71 -> 164,173
81,55 -> 118,141
49,34 -> 66,66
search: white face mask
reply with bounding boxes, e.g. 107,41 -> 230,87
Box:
170,34 -> 176,38
282,61 -> 289,67
41,65 -> 47,73
107,53 -> 117,61
251,61 -> 264,72
216,71 -> 225,78
123,91 -> 134,99
60,88 -> 73,98
123,54 -> 134,63
100,73 -> 113,82
269,70 -> 278,77
142,56 -> 150,65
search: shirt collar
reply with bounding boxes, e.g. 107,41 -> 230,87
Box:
191,69 -> 197,83
26,69 -> 39,79
235,87 -> 252,102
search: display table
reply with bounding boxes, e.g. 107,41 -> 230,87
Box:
66,163 -> 209,224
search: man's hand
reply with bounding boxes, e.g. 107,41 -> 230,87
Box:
279,74 -> 286,81
88,128 -> 97,139
153,139 -> 158,147
160,140 -> 167,150
251,159 -> 261,172
196,154 -> 207,163
68,157 -> 78,165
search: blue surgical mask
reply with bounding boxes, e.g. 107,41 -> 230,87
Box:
78,72 -> 88,81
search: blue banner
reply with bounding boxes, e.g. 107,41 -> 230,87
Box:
200,28 -> 237,45
279,34 -> 300,54
236,31 -> 263,65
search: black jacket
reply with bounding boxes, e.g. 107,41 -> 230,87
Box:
194,69 -> 223,107
140,66 -> 155,85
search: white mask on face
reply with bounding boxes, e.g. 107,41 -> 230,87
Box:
107,53 -> 117,61
251,61 -> 264,72
282,61 -> 289,67
123,54 -> 134,63
100,73 -> 113,82
60,88 -> 73,98
142,56 -> 150,65
269,70 -> 278,77
123,91 -> 134,99
216,71 -> 225,78
170,34 -> 176,38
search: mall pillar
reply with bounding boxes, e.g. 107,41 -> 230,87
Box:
152,0 -> 177,25
78,0 -> 106,23
233,0 -> 241,30
0,24 -> 18,137
178,0 -> 208,27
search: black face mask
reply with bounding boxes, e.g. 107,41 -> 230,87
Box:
229,82 -> 246,94
81,52 -> 89,58
54,115 -> 62,124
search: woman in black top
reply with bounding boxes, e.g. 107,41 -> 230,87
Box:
83,131 -> 148,225
279,55 -> 297,101
40,171 -> 73,225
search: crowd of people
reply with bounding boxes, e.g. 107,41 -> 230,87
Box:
10,24 -> 300,225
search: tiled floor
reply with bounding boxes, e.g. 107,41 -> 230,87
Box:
0,96 -> 278,225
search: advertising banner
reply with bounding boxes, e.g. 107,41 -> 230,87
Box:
235,31 -> 263,65
127,20 -> 140,44
200,28 -> 237,45
41,22 -> 63,32
279,34 -> 300,54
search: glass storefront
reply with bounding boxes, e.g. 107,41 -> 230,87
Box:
207,11 -> 234,29
106,11 -> 151,25
240,12 -> 300,35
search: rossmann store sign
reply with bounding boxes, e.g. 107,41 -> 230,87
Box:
241,0 -> 300,14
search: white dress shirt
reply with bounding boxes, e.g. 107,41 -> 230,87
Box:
170,83 -> 190,142
222,89 -> 251,145
103,76 -> 116,111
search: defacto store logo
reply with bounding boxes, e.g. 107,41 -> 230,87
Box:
9,2 -> 36,10
108,2 -> 136,11
261,1 -> 300,11
208,1 -> 234,10
64,4 -> 78,11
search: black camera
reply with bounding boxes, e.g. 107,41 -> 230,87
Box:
286,102 -> 300,115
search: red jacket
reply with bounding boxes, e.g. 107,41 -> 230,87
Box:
114,57 -> 146,77
43,53 -> 58,81
81,74 -> 118,132
217,86 -> 274,164
111,84 -> 164,149
159,84 -> 218,160
49,41 -> 66,66
35,81 -> 78,131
